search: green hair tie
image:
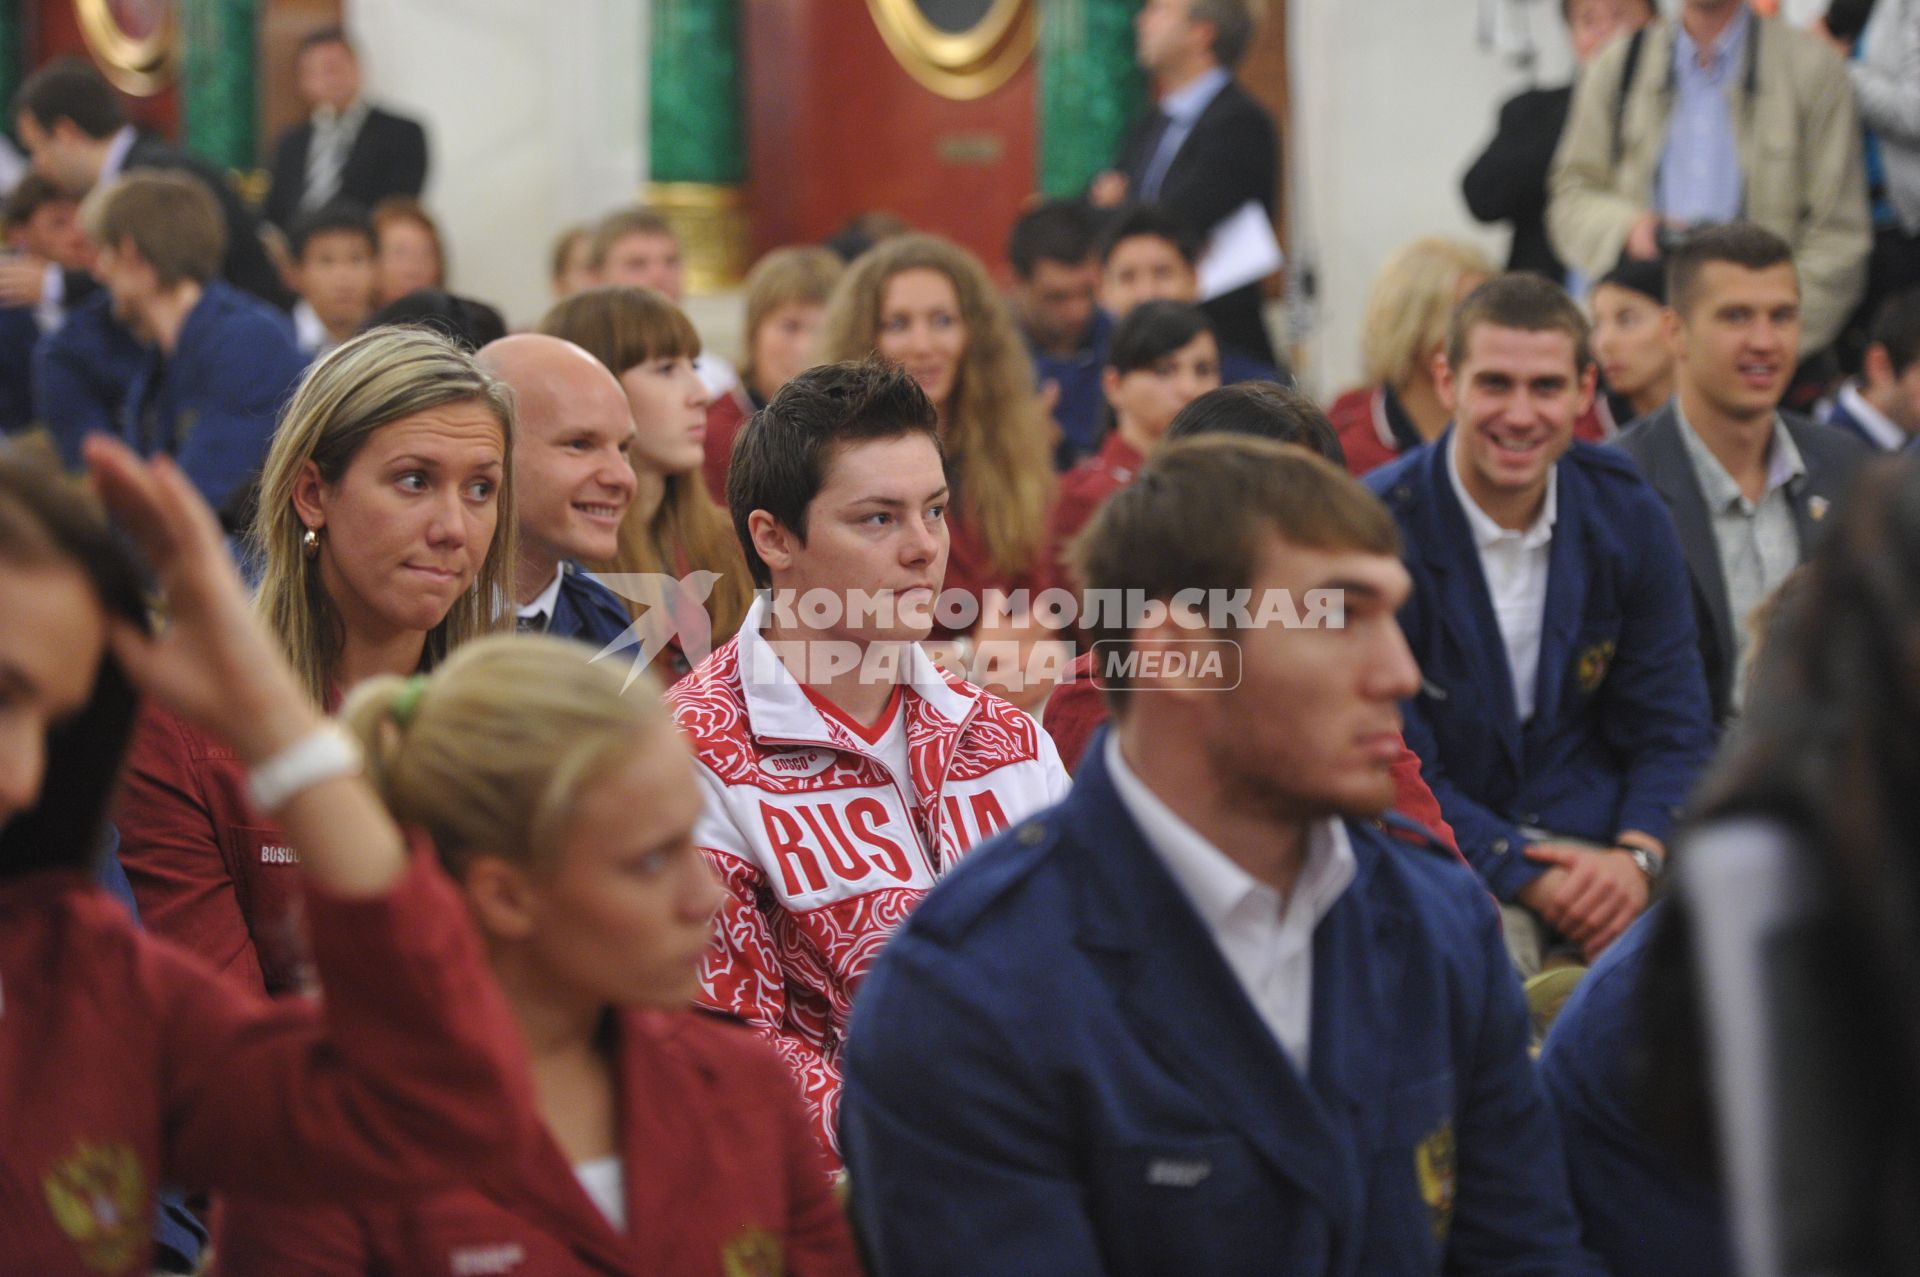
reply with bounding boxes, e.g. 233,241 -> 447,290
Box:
391,675 -> 429,728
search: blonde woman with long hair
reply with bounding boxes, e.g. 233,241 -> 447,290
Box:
1325,237 -> 1496,477
539,286 -> 753,681
117,326 -> 518,996
216,637 -> 860,1274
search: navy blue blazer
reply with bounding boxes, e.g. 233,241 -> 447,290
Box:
1366,436 -> 1714,901
542,562 -> 634,648
0,306 -> 37,435
841,734 -> 1603,1277
1540,905 -> 1735,1277
120,282 -> 307,512
31,293 -> 145,469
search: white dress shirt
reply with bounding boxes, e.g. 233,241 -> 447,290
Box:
1140,66 -> 1232,203
1837,381 -> 1910,452
1447,434 -> 1557,722
516,564 -> 564,629
1104,735 -> 1356,1074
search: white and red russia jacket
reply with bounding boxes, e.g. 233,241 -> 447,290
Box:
668,598 -> 1070,1164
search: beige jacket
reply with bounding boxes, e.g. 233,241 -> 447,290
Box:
1547,15 -> 1870,352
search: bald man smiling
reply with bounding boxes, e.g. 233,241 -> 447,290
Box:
478,333 -> 638,643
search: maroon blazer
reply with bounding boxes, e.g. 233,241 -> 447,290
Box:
217,1008 -> 861,1277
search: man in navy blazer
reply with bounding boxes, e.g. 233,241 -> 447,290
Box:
1367,275 -> 1713,971
86,174 -> 306,513
842,436 -> 1602,1276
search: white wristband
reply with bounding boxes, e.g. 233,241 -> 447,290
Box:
246,725 -> 363,813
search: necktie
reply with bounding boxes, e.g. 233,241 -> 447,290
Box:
518,611 -> 549,635
303,114 -> 350,212
1132,110 -> 1175,200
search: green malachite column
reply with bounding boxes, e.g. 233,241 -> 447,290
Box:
180,0 -> 257,170
0,0 -> 21,138
647,0 -> 747,292
649,0 -> 744,185
1038,0 -> 1147,198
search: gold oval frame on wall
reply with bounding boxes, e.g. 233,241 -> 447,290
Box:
867,0 -> 1037,101
75,0 -> 178,97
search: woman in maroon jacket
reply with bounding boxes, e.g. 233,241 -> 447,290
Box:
0,441 -> 528,1274
217,637 -> 859,1276
117,326 -> 518,996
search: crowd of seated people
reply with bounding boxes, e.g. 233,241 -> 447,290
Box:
4,3 -> 1920,1273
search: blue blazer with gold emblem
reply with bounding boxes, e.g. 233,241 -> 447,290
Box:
1366,435 -> 1714,902
840,733 -> 1604,1277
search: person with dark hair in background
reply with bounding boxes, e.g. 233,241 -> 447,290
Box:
1049,299 -> 1220,569
1009,200 -> 1109,467
1590,258 -> 1675,430
1097,203 -> 1284,386
1617,223 -> 1870,724
81,173 -> 306,513
12,56 -> 289,308
1040,381 -> 1457,857
1090,0 -> 1281,368
264,27 -> 428,235
361,287 -> 507,351
287,202 -> 377,359
1369,274 -> 1713,976
843,434 -> 1599,1277
1824,286 -> 1920,450
0,176 -> 89,434
1463,0 -> 1655,281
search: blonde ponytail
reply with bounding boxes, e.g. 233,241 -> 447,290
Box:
337,635 -> 665,875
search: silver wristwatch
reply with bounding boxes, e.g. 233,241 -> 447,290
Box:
1619,844 -> 1664,883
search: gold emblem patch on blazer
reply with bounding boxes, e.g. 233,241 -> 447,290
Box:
1415,1120 -> 1457,1243
44,1141 -> 145,1273
1575,639 -> 1617,695
722,1225 -> 784,1277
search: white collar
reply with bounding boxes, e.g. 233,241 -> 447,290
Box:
312,98 -> 370,132
1446,431 -> 1558,551
1839,381 -> 1910,451
291,300 -> 331,355
733,592 -> 974,746
1104,733 -> 1356,926
517,564 -> 564,620
99,127 -> 138,184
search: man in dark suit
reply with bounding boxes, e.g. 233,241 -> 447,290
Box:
11,57 -> 290,309
1091,0 -> 1280,368
1366,275 -> 1713,974
263,28 -> 428,235
1822,286 -> 1920,452
1617,224 -> 1869,724
842,435 -> 1604,1277
1462,0 -> 1653,280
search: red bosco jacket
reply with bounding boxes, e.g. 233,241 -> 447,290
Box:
0,850 -> 529,1277
668,596 -> 1071,1164
215,1009 -> 860,1277
116,701 -> 308,996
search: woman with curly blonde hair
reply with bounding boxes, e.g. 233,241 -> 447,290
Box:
819,233 -> 1056,629
539,286 -> 753,679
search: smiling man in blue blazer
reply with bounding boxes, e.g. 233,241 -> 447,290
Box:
1367,275 -> 1714,974
841,436 -> 1603,1276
